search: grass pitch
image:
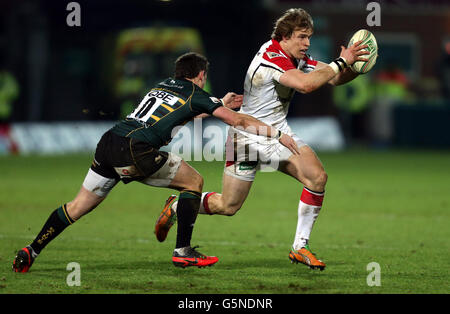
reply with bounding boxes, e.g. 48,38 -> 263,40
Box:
0,149 -> 449,294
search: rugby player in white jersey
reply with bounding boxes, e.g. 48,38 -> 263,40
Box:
155,8 -> 369,270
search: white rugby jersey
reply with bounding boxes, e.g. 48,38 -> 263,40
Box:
237,39 -> 317,140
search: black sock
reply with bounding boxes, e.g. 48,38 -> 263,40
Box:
175,191 -> 201,249
30,204 -> 74,254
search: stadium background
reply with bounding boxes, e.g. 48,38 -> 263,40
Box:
0,0 -> 449,295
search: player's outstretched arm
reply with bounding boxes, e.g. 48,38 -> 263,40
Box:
314,61 -> 359,86
280,64 -> 336,94
279,40 -> 369,93
194,92 -> 243,119
212,106 -> 300,155
221,92 -> 243,110
328,67 -> 359,86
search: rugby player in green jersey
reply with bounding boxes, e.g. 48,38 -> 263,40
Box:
13,52 -> 300,271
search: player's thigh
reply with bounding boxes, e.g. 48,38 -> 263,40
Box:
69,168 -> 119,220
279,145 -> 327,190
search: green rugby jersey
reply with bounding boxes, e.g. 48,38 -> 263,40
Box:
110,78 -> 223,148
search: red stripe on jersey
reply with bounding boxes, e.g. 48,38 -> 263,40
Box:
262,39 -> 296,72
225,160 -> 235,167
300,188 -> 324,206
303,55 -> 318,67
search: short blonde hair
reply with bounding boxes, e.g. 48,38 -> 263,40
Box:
271,8 -> 314,41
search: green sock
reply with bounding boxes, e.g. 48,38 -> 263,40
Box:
175,191 -> 201,249
30,204 -> 74,254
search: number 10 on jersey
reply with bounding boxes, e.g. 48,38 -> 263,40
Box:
128,90 -> 184,124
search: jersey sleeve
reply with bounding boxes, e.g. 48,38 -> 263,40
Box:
301,54 -> 318,73
190,87 -> 224,114
261,52 -> 296,82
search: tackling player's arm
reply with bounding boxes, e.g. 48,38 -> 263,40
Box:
194,92 -> 243,119
212,106 -> 300,155
279,40 -> 369,93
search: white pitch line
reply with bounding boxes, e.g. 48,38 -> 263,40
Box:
0,234 -> 400,250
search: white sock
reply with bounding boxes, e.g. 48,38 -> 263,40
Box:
173,246 -> 190,255
199,192 -> 215,215
172,200 -> 178,213
28,245 -> 39,258
173,192 -> 215,215
293,187 -> 324,250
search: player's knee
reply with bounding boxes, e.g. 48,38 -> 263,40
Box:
184,173 -> 204,193
306,170 -> 327,191
318,170 -> 328,186
194,174 -> 204,192
313,170 -> 328,190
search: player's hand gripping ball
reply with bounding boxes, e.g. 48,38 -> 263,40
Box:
348,29 -> 378,74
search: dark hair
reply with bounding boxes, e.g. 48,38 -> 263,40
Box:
174,52 -> 209,79
271,8 -> 314,42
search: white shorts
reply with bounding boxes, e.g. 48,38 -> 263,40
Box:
224,127 -> 308,182
82,152 -> 182,197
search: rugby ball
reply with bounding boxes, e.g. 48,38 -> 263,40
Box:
348,29 -> 378,74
